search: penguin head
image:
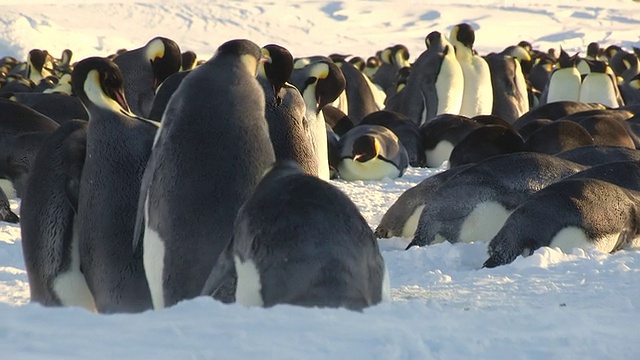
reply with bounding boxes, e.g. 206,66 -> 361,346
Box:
604,45 -> 622,61
379,48 -> 393,64
425,31 -> 442,49
451,23 -> 475,50
71,56 -> 131,114
181,50 -> 198,71
351,135 -> 380,163
215,39 -> 263,76
312,61 -> 346,113
585,59 -> 609,74
517,41 -> 533,54
396,66 -> 411,91
348,56 -> 365,71
629,74 -> 640,90
145,37 -> 182,90
391,45 -> 410,67
557,48 -> 579,68
259,44 -> 294,96
586,42 -> 600,59
329,53 -> 350,63
27,49 -> 49,72
366,56 -> 380,69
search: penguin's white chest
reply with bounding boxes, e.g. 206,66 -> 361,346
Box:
579,74 -> 618,108
142,194 -> 167,310
425,140 -> 454,168
458,201 -> 512,244
338,157 -> 400,181
234,256 -> 264,307
458,55 -> 493,117
550,226 -> 621,254
547,67 -> 582,103
402,204 -> 426,238
52,220 -> 97,312
435,54 -> 464,116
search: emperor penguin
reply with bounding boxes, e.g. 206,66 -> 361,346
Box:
258,44 -> 318,176
72,57 -> 157,313
579,60 -> 624,108
20,120 -> 95,311
419,114 -> 482,168
407,152 -> 587,249
375,164 -> 474,239
336,124 -> 409,181
359,110 -> 425,167
541,49 -> 582,104
399,31 -> 464,126
135,39 -> 276,309
335,60 -> 380,124
181,51 -> 198,71
113,37 -> 182,117
201,161 -> 390,311
290,60 -> 346,180
25,49 -> 52,84
449,23 -> 494,117
485,54 -> 530,123
484,178 -> 640,268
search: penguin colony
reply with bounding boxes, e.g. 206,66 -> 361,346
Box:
3,22 -> 640,313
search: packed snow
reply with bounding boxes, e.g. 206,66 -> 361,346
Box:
1,0 -> 640,358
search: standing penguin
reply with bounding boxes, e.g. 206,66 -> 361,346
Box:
201,161 -> 390,310
257,44 -> 317,176
541,49 -> 582,104
135,39 -> 276,309
290,60 -> 346,180
399,31 -> 464,126
337,124 -> 409,181
113,37 -> 181,117
20,120 -> 94,310
73,57 -> 157,313
579,60 -> 624,108
450,23 -> 493,117
485,54 -> 530,123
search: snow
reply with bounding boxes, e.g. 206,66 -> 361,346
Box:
1,0 -> 640,358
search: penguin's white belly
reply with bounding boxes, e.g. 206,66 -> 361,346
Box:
549,226 -> 623,254
579,74 -> 618,108
547,68 -> 581,103
458,58 -> 493,117
364,76 -> 386,110
380,262 -> 391,303
425,140 -> 454,168
458,201 -> 512,244
52,227 -> 96,312
234,256 -> 264,307
314,112 -> 330,180
402,204 -> 426,238
338,158 -> 400,181
435,56 -> 464,116
513,60 -> 530,115
142,195 -> 166,310
331,90 -> 349,116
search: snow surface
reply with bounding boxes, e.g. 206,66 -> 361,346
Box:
1,1 -> 640,358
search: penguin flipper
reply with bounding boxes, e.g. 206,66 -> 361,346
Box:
200,237 -> 236,299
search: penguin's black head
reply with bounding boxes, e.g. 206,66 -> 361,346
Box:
261,44 -> 294,95
315,61 -> 346,112
587,59 -> 608,74
329,53 -> 350,63
604,45 -> 622,59
366,56 -> 380,68
453,23 -> 475,49
587,42 -> 600,58
28,49 -> 48,71
557,48 -> 579,68
181,50 -> 197,71
517,41 -> 533,53
348,56 -> 365,71
351,135 -> 379,163
146,37 -> 182,90
72,56 -> 131,113
391,44 -> 410,66
425,31 -> 442,49
215,39 -> 263,76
